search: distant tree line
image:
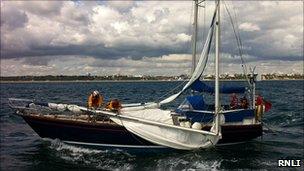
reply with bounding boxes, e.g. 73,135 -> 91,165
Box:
261,73 -> 303,80
0,75 -> 180,81
0,73 -> 303,82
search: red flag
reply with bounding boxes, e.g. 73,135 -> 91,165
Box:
264,100 -> 272,112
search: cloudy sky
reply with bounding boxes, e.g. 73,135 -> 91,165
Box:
1,1 -> 303,76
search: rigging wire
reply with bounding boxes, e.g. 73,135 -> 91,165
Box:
223,2 -> 245,69
156,1 -> 194,102
199,0 -> 206,51
223,1 -> 252,88
230,2 -> 245,63
203,1 -> 206,41
201,0 -> 207,80
198,1 -> 208,62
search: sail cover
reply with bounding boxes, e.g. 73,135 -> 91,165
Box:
190,80 -> 246,94
159,5 -> 218,105
110,108 -> 220,150
186,95 -> 206,110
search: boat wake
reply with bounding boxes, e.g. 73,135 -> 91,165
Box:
154,155 -> 222,170
43,138 -> 225,170
46,139 -> 135,170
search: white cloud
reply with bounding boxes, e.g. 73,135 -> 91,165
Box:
176,33 -> 191,42
1,55 -> 303,77
0,1 -> 303,76
239,22 -> 260,32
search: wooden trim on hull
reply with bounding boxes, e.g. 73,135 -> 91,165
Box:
21,114 -> 262,147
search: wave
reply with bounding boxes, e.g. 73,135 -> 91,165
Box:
45,139 -> 135,170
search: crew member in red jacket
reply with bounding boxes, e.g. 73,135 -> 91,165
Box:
230,93 -> 239,109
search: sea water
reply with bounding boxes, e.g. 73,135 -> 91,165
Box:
0,80 -> 303,170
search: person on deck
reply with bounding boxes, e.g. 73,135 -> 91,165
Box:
88,90 -> 103,109
255,94 -> 264,121
230,93 -> 239,109
240,96 -> 249,109
106,99 -> 122,111
255,93 -> 272,121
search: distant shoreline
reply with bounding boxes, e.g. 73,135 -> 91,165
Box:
0,78 -> 185,83
1,74 -> 303,83
0,80 -> 184,83
1,79 -> 303,84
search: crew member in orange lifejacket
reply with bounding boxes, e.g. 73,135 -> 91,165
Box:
88,90 -> 103,109
230,93 -> 239,109
106,99 -> 122,111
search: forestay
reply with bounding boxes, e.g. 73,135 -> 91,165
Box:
159,4 -> 218,105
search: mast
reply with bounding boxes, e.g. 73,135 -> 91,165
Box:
214,0 -> 221,135
252,74 -> 256,109
191,0 -> 199,74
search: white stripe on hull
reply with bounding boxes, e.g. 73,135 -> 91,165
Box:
63,140 -> 167,149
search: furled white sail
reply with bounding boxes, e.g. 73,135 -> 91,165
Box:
110,108 -> 220,150
120,108 -> 174,125
159,6 -> 217,105
75,106 -> 220,150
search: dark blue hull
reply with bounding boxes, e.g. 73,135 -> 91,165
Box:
22,115 -> 156,147
21,114 -> 263,148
